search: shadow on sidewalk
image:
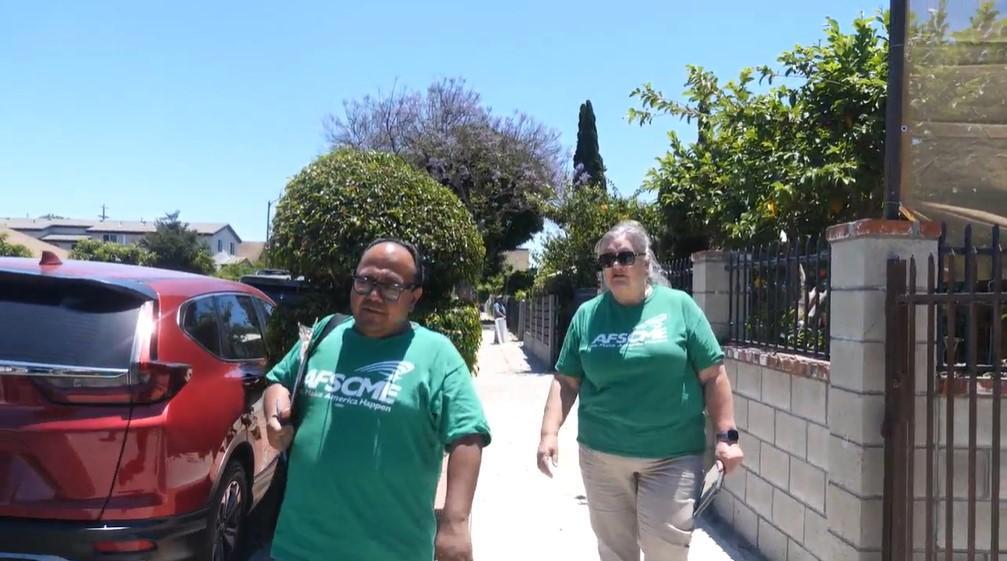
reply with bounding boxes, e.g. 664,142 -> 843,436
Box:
695,512 -> 766,561
479,325 -> 554,377
514,342 -> 553,376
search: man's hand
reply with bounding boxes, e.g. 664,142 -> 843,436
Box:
435,517 -> 472,561
536,433 -> 559,478
715,441 -> 744,475
266,399 -> 294,451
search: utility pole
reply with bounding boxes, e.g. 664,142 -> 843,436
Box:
883,0 -> 908,220
265,193 -> 285,241
266,195 -> 281,242
98,204 -> 109,221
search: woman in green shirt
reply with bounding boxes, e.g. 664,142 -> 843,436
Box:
536,220 -> 744,561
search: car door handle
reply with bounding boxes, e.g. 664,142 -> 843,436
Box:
242,376 -> 267,390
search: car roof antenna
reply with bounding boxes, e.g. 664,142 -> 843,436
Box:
39,251 -> 63,266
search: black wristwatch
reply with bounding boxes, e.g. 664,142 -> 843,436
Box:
715,429 -> 740,444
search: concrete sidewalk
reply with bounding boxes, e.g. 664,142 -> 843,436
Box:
460,327 -> 760,561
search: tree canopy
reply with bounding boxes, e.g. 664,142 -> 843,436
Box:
629,13 -> 888,256
326,78 -> 566,276
573,100 -> 606,188
267,148 -> 487,368
139,211 -> 216,274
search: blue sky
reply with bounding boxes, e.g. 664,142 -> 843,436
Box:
0,0 -> 885,244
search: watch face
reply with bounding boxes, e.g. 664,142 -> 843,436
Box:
718,429 -> 739,443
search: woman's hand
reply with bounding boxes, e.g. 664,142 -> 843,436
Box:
715,441 -> 744,474
536,433 -> 560,478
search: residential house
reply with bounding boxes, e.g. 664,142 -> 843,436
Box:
0,227 -> 69,260
0,217 -> 251,268
501,248 -> 530,272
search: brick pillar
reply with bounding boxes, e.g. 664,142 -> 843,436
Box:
825,219 -> 940,561
691,250 -> 731,341
690,249 -> 733,472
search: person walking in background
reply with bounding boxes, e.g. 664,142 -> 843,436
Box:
264,238 -> 491,561
535,220 -> 744,561
492,297 -> 508,344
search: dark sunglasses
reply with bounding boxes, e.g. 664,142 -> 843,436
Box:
351,275 -> 417,303
598,251 -> 646,269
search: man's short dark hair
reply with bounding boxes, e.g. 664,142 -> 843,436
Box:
362,238 -> 425,286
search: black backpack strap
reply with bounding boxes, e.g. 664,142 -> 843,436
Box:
306,314 -> 342,356
288,314 -> 348,423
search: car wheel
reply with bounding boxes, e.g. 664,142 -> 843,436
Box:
206,461 -> 248,561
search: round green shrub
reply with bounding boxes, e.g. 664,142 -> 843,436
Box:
269,148 -> 485,305
267,148 -> 487,370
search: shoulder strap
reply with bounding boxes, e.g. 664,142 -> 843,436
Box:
288,314 -> 348,422
306,313 -> 343,357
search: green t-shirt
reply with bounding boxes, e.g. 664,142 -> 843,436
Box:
555,285 -> 723,459
266,316 -> 491,561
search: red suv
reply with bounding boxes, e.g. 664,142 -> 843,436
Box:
0,254 -> 280,561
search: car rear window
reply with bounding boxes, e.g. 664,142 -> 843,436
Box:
217,294 -> 266,360
180,297 -> 222,356
0,277 -> 145,370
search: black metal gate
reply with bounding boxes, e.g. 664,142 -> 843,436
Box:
884,225 -> 1004,561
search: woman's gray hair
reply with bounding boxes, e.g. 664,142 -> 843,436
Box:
594,220 -> 670,287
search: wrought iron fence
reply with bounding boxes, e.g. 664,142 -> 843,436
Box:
884,223 -> 1004,561
727,236 -> 831,359
936,224 -> 1007,378
664,257 -> 693,294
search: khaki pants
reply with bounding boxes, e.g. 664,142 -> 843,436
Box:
579,445 -> 703,561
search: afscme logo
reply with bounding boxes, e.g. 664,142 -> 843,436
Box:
303,361 -> 415,406
590,314 -> 669,348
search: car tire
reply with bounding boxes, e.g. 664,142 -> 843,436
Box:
204,461 -> 249,561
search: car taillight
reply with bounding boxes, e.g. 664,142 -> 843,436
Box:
131,361 -> 193,403
34,361 -> 192,405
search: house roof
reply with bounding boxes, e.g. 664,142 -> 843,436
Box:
236,241 -> 265,263
0,228 -> 70,259
83,221 -> 157,233
85,221 -> 229,236
0,218 -> 97,231
0,217 -> 235,238
40,234 -> 91,242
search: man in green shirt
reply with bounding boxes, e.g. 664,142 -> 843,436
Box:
264,239 -> 491,561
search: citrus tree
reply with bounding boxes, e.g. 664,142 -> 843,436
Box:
629,13 -> 889,255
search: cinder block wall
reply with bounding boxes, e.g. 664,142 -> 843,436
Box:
712,349 -> 831,561
693,220 -> 1004,561
911,392 -> 1007,559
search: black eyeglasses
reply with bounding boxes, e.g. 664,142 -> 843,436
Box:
597,251 -> 646,269
352,275 -> 417,303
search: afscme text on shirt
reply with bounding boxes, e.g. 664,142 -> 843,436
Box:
301,360 -> 415,412
589,314 -> 669,349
